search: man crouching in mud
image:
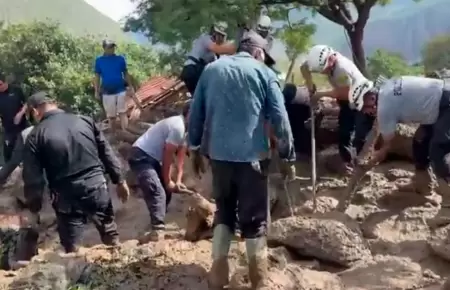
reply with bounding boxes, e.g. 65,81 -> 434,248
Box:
349,77 -> 450,229
128,104 -> 189,242
22,92 -> 130,253
188,30 -> 295,289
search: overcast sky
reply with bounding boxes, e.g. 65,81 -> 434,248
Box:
84,0 -> 136,22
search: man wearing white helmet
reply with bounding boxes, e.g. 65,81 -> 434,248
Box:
349,76 -> 450,227
180,22 -> 236,95
300,44 -> 374,175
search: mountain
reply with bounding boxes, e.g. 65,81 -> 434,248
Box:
0,0 -> 129,41
298,0 -> 450,61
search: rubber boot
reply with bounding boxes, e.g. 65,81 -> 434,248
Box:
427,178 -> 450,228
397,169 -> 433,195
443,278 -> 450,290
246,237 -> 270,290
208,224 -> 232,289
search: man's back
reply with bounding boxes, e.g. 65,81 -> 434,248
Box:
193,52 -> 277,162
133,115 -> 185,162
377,76 -> 444,136
27,111 -> 106,188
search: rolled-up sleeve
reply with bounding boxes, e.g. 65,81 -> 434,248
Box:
187,69 -> 207,149
265,77 -> 295,161
22,133 -> 46,213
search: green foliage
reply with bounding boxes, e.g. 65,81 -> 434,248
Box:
126,0 -> 261,49
367,49 -> 422,78
422,34 -> 450,72
0,21 -> 160,117
275,10 -> 316,58
0,0 -> 129,40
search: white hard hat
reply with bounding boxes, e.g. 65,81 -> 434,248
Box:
306,45 -> 335,72
257,15 -> 271,31
349,79 -> 374,111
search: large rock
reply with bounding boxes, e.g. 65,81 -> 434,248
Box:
229,263 -> 345,290
429,224 -> 450,262
268,212 -> 372,267
8,251 -> 89,290
184,192 -> 216,242
339,255 -> 430,290
384,123 -> 417,160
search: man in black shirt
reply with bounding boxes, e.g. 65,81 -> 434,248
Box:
0,75 -> 28,163
22,92 -> 130,253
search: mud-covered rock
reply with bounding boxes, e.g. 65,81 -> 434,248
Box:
184,193 -> 216,242
268,212 -> 371,267
388,123 -> 417,160
339,255 -> 429,290
0,215 -> 39,271
8,252 -> 89,290
429,224 -> 450,262
229,263 -> 344,290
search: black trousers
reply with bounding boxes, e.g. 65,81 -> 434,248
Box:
180,63 -> 205,95
2,131 -> 19,164
426,90 -> 450,182
52,178 -> 118,253
338,100 -> 375,163
211,159 -> 270,239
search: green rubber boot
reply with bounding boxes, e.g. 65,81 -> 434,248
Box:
208,224 -> 232,289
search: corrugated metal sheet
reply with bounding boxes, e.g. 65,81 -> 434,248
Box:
126,76 -> 184,110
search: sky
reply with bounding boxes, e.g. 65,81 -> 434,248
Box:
84,0 -> 136,22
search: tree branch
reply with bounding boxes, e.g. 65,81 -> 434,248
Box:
356,0 -> 378,28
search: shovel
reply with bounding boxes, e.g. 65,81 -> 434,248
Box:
336,127 -> 378,212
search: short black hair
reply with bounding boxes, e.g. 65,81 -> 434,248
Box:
282,83 -> 297,104
27,91 -> 56,109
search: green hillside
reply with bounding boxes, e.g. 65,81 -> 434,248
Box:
0,0 -> 129,41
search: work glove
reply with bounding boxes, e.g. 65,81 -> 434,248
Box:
191,149 -> 206,178
116,181 -> 130,203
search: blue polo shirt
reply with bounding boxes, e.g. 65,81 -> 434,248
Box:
94,54 -> 127,95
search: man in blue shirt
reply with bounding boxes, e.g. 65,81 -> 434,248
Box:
188,30 -> 295,290
94,40 -> 136,132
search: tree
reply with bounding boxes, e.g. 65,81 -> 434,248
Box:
422,34 -> 450,73
0,21 -> 160,117
126,0 -> 419,76
367,49 -> 421,78
273,8 -> 316,81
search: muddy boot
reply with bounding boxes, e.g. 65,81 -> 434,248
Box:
208,224 -> 232,289
443,278 -> 450,290
246,237 -> 270,290
427,178 -> 450,228
397,169 -> 433,195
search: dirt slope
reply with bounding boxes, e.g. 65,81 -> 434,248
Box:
1,142 -> 449,289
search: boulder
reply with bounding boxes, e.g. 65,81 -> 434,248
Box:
184,193 -> 216,242
339,255 -> 428,290
229,263 -> 345,290
268,212 -> 372,267
429,224 -> 450,262
8,251 -> 89,290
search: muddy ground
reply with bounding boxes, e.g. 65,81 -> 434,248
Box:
1,137 -> 450,289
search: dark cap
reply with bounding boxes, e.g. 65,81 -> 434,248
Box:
239,30 -> 275,67
27,91 -> 55,108
102,39 -> 116,48
239,30 -> 269,51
